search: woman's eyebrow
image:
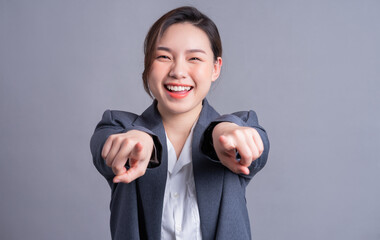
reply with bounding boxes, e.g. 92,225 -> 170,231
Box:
157,46 -> 171,52
186,49 -> 206,54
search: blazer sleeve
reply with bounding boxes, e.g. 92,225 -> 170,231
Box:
90,110 -> 162,181
202,110 -> 270,180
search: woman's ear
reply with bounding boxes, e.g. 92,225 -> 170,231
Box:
211,57 -> 223,82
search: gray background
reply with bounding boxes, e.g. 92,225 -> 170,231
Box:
1,0 -> 379,239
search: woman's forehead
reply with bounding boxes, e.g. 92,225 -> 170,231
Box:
156,23 -> 212,53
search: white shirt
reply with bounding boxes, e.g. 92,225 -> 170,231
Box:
161,123 -> 202,240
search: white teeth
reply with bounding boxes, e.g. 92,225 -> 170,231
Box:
166,85 -> 191,92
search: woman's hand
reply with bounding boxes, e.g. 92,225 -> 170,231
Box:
101,130 -> 154,184
212,122 -> 264,175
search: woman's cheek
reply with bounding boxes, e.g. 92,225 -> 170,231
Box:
192,64 -> 208,76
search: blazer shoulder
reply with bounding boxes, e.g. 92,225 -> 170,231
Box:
96,109 -> 139,130
109,109 -> 139,122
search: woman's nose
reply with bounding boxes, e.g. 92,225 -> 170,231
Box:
169,59 -> 187,79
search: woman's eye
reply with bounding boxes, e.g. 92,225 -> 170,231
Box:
189,57 -> 201,61
157,55 -> 170,60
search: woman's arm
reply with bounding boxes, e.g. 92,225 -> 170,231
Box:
202,110 -> 270,180
212,122 -> 263,175
101,130 -> 154,184
90,110 -> 162,183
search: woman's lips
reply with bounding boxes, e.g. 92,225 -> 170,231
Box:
164,84 -> 193,99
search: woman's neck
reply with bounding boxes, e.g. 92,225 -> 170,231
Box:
158,102 -> 202,159
159,103 -> 202,135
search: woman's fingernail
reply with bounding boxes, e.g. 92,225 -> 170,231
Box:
114,178 -> 120,183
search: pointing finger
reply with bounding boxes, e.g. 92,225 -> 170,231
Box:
129,142 -> 143,160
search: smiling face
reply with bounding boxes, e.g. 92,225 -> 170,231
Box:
148,22 -> 222,118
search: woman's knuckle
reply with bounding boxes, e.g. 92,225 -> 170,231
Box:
112,162 -> 121,171
139,168 -> 146,176
122,138 -> 130,146
105,159 -> 111,167
111,137 -> 119,144
259,146 -> 264,154
232,129 -> 240,136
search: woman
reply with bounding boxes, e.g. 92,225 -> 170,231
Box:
90,6 -> 269,240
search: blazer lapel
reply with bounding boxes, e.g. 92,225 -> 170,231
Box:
133,100 -> 168,240
192,99 -> 225,240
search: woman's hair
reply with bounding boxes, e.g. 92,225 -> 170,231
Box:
142,6 -> 222,97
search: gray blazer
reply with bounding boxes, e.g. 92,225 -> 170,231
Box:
90,99 -> 269,240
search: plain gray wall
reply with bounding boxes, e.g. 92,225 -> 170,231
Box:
1,0 -> 379,239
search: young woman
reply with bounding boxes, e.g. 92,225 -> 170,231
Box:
90,6 -> 269,240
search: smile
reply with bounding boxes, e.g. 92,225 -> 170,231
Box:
164,84 -> 193,99
165,85 -> 192,92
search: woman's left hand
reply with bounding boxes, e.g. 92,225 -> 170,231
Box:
212,122 -> 264,175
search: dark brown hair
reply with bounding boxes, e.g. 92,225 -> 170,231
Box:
142,6 -> 223,97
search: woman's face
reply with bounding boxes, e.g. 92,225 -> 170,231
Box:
148,22 -> 222,118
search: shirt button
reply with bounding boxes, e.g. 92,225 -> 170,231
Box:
173,192 -> 179,198
175,224 -> 182,233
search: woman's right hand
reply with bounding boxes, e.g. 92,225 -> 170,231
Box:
101,130 -> 154,184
